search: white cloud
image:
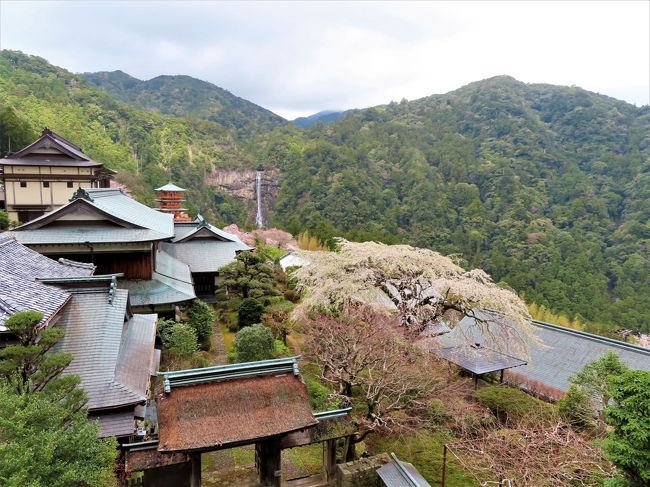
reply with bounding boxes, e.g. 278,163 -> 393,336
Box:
0,1 -> 647,119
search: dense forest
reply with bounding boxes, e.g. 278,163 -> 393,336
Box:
0,50 -> 252,224
263,78 -> 650,332
0,50 -> 648,333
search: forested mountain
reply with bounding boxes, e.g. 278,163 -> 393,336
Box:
293,110 -> 348,128
81,70 -> 285,135
0,50 -> 251,224
263,77 -> 650,331
1,50 -> 649,333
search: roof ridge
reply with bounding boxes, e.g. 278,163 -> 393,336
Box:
531,319 -> 650,355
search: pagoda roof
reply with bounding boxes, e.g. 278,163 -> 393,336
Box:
0,128 -> 104,168
155,183 -> 186,192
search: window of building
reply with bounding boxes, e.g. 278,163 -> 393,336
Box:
67,181 -> 74,188
19,181 -> 27,188
43,181 -> 50,188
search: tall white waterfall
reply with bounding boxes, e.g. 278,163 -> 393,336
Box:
255,170 -> 264,228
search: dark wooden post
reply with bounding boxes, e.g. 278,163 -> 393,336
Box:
256,437 -> 281,487
441,444 -> 447,487
343,435 -> 355,462
189,454 -> 201,487
323,438 -> 337,481
500,369 -> 504,384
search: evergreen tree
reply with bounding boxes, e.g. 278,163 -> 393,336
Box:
221,252 -> 278,299
0,310 -> 117,485
603,370 -> 650,487
187,299 -> 215,348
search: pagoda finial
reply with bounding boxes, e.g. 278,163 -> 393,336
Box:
69,187 -> 93,202
42,127 -> 52,137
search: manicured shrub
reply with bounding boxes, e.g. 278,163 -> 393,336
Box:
233,324 -> 275,362
187,300 -> 214,349
157,318 -> 177,347
237,298 -> 265,328
475,385 -> 557,425
558,384 -> 595,429
168,324 -> 198,358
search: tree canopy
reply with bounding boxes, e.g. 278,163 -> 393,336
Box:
0,311 -> 117,486
603,370 -> 650,487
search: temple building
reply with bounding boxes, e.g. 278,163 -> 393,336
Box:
0,235 -> 159,439
7,187 -> 196,314
155,183 -> 192,222
0,128 -> 115,224
161,214 -> 251,298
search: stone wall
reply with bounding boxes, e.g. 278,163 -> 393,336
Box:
335,453 -> 391,487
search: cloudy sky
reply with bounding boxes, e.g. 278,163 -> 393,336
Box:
1,1 -> 648,119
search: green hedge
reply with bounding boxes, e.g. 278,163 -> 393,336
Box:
475,385 -> 557,425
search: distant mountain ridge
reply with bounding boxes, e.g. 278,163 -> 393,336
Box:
81,70 -> 286,136
293,110 -> 349,128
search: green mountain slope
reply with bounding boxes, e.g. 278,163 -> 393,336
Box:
81,70 -> 286,135
265,76 -> 650,331
2,51 -> 648,333
0,50 -> 250,224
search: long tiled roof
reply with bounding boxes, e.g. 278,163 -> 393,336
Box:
52,288 -> 157,410
433,311 -> 650,394
161,240 -> 250,274
11,189 -> 174,244
0,235 -> 94,330
120,248 -> 196,306
162,219 -> 250,273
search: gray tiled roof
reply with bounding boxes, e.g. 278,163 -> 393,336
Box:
90,410 -> 136,438
52,289 -> 156,410
9,227 -> 171,245
434,311 -> 650,393
0,129 -> 101,167
12,189 -> 174,244
115,313 -> 158,397
120,249 -> 196,306
0,235 -> 94,330
432,345 -> 527,375
160,240 -> 250,274
377,455 -> 430,487
171,219 -> 249,245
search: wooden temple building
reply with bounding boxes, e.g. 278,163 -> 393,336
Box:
0,235 -> 159,438
0,128 -> 115,224
122,357 -> 356,487
161,214 -> 251,298
7,187 -> 196,314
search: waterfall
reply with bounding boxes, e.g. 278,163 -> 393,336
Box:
255,170 -> 264,228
